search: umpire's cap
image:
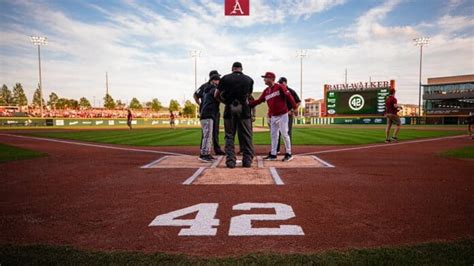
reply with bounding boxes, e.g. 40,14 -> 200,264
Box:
278,77 -> 287,84
232,62 -> 242,68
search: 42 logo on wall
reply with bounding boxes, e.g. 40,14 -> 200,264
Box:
149,203 -> 304,236
348,94 -> 365,111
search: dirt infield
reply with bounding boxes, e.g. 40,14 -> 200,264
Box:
0,133 -> 472,256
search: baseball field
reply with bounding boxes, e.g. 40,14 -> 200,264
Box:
0,125 -> 473,264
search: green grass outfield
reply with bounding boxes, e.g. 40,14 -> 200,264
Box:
0,240 -> 472,265
0,143 -> 45,163
441,145 -> 474,159
25,127 -> 465,146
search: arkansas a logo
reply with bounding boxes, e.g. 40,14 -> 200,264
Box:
225,0 -> 250,16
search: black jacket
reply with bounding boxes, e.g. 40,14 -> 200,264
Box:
200,85 -> 220,120
217,71 -> 254,119
286,87 -> 301,112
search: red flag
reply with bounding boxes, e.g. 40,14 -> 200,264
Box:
225,0 -> 250,16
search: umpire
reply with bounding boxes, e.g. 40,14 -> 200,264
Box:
194,70 -> 225,155
216,62 -> 254,168
277,77 -> 301,154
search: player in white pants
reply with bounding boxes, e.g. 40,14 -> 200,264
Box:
270,113 -> 292,157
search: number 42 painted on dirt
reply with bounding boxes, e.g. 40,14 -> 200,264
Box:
149,203 -> 304,236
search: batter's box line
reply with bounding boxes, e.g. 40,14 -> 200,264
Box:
311,155 -> 335,168
182,167 -> 207,185
140,156 -> 170,168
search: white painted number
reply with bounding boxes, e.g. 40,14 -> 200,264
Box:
229,203 -> 304,236
149,203 -> 219,236
149,203 -> 304,236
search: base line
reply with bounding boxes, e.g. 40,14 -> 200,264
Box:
269,167 -> 284,185
0,134 -> 187,156
298,135 -> 465,156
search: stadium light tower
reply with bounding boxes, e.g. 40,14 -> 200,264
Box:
414,37 -> 430,117
297,49 -> 307,117
190,49 -> 201,118
30,36 -> 48,117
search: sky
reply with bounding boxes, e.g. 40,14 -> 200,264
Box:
0,0 -> 473,107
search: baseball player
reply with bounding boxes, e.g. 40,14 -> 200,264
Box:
169,110 -> 176,129
250,72 -> 297,162
384,88 -> 401,143
127,109 -> 133,130
276,77 -> 301,154
198,74 -> 221,162
468,112 -> 473,139
194,70 -> 225,155
216,62 -> 254,168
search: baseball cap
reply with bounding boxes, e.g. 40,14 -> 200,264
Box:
278,77 -> 287,84
232,62 -> 242,68
261,72 -> 276,79
209,74 -> 221,81
209,70 -> 220,78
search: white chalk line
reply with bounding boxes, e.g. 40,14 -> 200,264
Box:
257,156 -> 264,168
0,133 -> 187,156
211,156 -> 224,168
141,156 -> 170,169
269,167 -> 284,185
311,156 -> 335,168
182,167 -> 207,185
298,135 -> 465,156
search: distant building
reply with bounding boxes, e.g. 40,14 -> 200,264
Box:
423,74 -> 474,115
304,98 -> 324,117
399,104 -> 419,116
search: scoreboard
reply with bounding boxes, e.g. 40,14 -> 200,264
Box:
324,81 -> 394,115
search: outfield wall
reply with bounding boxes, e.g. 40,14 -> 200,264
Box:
2,116 -> 468,128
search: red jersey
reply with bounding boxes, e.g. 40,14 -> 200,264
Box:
127,112 -> 132,121
250,83 -> 297,116
385,95 -> 398,115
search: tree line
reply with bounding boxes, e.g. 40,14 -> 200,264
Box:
0,83 -> 197,117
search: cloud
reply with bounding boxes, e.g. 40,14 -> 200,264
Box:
437,14 -> 474,34
342,0 -> 420,42
283,0 -> 346,18
0,0 -> 472,108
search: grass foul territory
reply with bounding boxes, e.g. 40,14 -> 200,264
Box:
0,143 -> 45,163
0,240 -> 473,265
440,145 -> 474,159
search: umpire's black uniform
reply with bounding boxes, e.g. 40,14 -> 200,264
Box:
217,62 -> 254,168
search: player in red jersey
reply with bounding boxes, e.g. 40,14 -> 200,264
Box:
127,109 -> 133,130
250,72 -> 297,162
385,89 -> 401,143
